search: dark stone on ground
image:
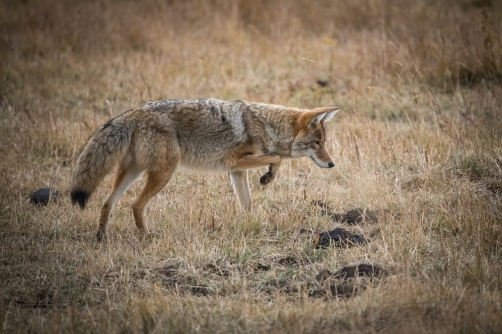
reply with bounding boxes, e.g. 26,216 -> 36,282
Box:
311,264 -> 387,298
204,263 -> 230,277
315,269 -> 333,281
315,227 -> 367,248
29,188 -> 60,206
316,80 -> 329,87
251,262 -> 271,271
311,200 -> 379,225
316,264 -> 387,281
342,208 -> 379,225
277,256 -> 310,266
309,282 -> 364,298
333,264 -> 387,280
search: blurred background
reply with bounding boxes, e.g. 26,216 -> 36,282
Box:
1,0 -> 501,113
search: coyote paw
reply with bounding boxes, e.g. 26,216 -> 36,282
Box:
96,230 -> 108,242
260,172 -> 274,185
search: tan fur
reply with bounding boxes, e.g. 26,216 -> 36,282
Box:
70,98 -> 339,241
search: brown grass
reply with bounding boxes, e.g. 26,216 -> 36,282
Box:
1,0 -> 502,333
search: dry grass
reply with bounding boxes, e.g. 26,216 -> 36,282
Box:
1,0 -> 502,333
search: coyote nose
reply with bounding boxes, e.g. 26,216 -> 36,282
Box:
328,162 -> 335,168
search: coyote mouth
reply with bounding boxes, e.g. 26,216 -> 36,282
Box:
310,155 -> 322,166
310,155 -> 334,168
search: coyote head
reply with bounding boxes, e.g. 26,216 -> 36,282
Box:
292,107 -> 339,168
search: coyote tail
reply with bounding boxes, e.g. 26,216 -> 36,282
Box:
70,119 -> 134,209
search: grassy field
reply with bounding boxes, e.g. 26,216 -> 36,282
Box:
1,0 -> 502,332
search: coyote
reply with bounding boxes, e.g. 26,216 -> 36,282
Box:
70,99 -> 339,240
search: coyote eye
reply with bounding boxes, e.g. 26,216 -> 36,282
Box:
314,141 -> 320,145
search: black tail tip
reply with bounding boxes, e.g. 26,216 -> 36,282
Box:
71,190 -> 89,209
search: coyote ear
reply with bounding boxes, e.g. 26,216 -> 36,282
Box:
310,112 -> 327,126
320,108 -> 339,123
298,107 -> 339,129
306,107 -> 340,126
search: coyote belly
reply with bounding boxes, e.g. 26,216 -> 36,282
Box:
70,98 -> 339,240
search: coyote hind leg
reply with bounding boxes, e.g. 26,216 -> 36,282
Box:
131,159 -> 179,234
97,164 -> 142,241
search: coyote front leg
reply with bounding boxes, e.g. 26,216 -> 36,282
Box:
229,170 -> 252,210
260,160 -> 282,186
227,153 -> 281,170
226,153 -> 282,186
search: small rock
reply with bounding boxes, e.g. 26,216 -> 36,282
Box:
309,282 -> 363,298
250,261 -> 271,272
316,80 -> 329,88
311,201 -> 380,225
277,256 -> 309,266
204,264 -> 231,277
333,264 -> 387,280
341,208 -> 379,225
29,188 -> 60,206
315,269 -> 333,281
315,227 -> 367,248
